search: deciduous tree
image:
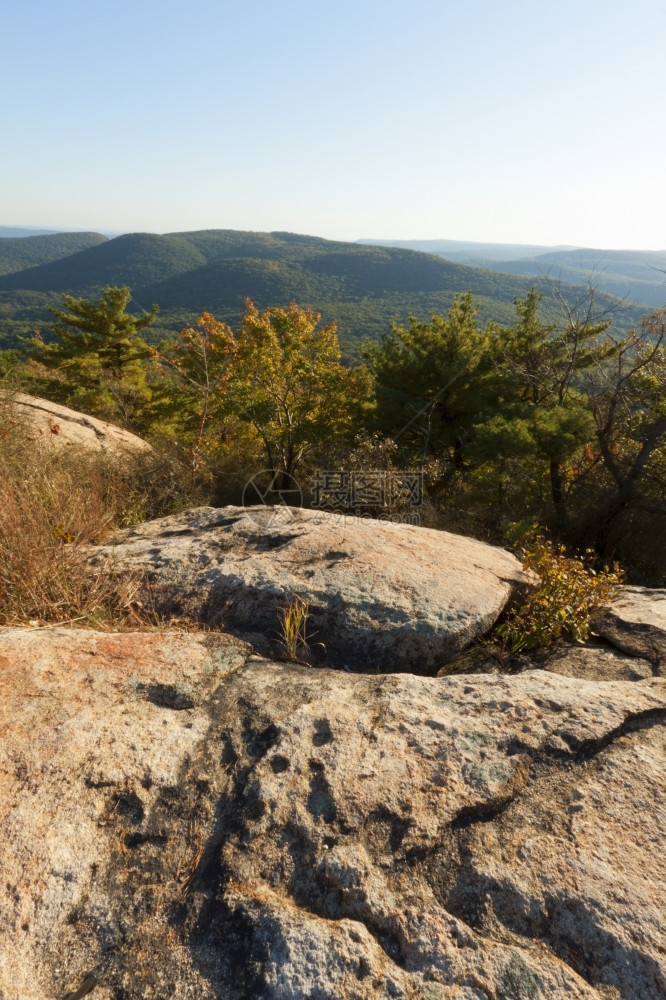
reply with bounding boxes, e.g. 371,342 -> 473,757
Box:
160,300 -> 371,483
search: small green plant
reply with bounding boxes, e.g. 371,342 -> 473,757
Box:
490,526 -> 623,657
278,596 -> 311,663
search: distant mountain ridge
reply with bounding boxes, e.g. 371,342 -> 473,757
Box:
360,238 -> 666,308
0,232 -> 108,277
357,237 -> 580,262
487,248 -> 666,308
0,228 -> 650,358
0,226 -> 64,239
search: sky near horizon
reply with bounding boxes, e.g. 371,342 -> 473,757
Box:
3,0 -> 665,250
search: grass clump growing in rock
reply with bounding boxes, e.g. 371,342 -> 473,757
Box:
491,527 -> 623,657
278,596 -> 312,663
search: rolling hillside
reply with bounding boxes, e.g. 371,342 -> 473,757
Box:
0,229 -> 648,358
0,233 -> 207,292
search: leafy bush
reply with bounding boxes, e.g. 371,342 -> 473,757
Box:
491,527 -> 623,657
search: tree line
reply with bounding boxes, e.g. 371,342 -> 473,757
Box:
12,283 -> 666,584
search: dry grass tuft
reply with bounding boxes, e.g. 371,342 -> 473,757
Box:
0,389 -> 203,629
278,595 -> 312,663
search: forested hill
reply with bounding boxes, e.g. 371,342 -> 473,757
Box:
0,231 -> 107,276
0,229 -> 647,358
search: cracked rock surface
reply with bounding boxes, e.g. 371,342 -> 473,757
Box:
88,505 -> 532,673
2,628 -> 666,999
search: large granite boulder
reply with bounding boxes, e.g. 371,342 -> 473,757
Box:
2,627 -> 666,1000
87,505 -> 532,673
8,392 -> 152,455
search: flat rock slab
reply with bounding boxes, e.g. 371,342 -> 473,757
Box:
593,586 -> 666,672
88,505 -> 532,672
2,628 -> 666,999
10,392 -> 152,455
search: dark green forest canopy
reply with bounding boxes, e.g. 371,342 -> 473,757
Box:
0,229 -> 647,358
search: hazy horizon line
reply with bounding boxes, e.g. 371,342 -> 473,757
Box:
1,224 -> 665,256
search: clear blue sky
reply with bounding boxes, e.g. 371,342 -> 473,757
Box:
3,0 -> 665,249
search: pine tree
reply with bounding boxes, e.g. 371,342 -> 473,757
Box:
30,286 -> 158,427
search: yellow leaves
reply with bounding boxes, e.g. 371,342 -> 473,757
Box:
153,299 -> 370,477
490,529 -> 623,656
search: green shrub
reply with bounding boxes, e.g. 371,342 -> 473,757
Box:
490,527 -> 623,657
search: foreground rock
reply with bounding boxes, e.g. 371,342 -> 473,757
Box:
88,505 -> 532,672
0,627 -> 250,1000
9,392 -> 152,455
2,628 -> 666,999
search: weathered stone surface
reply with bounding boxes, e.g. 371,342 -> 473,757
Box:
0,626 -> 250,1000
88,505 -> 533,672
593,586 -> 666,672
11,392 -> 152,455
2,627 -> 666,999
539,642 -> 653,681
